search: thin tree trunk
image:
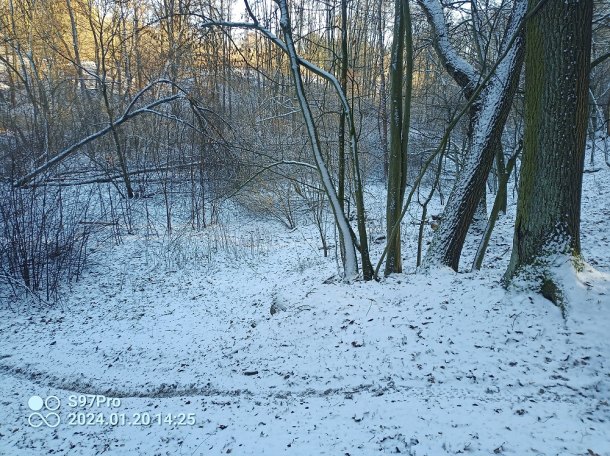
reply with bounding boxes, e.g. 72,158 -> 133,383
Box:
495,143 -> 508,214
65,0 -> 87,96
337,0 -> 348,264
420,0 -> 527,271
377,0 -> 389,181
472,144 -> 520,271
277,0 -> 359,280
385,0 -> 413,276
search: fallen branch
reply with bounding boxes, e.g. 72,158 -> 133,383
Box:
14,80 -> 185,187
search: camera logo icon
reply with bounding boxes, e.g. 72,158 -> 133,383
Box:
27,395 -> 61,428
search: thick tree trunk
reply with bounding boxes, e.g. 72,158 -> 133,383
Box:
504,0 -> 593,302
422,0 -> 527,270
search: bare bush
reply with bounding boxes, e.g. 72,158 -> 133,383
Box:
0,184 -> 94,303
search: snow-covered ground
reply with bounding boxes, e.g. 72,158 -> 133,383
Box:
0,164 -> 609,455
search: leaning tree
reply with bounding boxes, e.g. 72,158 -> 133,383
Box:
418,0 -> 527,271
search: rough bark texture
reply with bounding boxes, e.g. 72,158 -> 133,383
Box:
504,0 -> 593,290
607,100 -> 610,136
421,0 -> 526,271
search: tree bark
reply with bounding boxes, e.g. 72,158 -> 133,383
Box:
338,0 -> 348,265
385,0 -> 413,276
504,0 -> 593,302
377,0 -> 389,181
419,0 -> 526,271
472,144 -> 520,271
277,0 -> 359,280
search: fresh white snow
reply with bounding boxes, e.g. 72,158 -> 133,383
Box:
0,165 -> 609,454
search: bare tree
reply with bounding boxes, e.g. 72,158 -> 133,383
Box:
418,0 -> 527,271
385,0 -> 413,276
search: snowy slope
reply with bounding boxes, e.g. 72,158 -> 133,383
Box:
0,166 -> 608,455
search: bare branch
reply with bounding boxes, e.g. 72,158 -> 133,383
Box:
14,82 -> 184,187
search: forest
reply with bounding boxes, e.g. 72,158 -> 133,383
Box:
0,0 -> 609,454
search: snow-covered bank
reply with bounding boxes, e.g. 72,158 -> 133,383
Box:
1,168 -> 609,455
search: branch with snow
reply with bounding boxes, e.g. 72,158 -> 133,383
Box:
423,0 -> 528,270
14,80 -> 188,187
376,0 -> 529,275
417,0 -> 479,95
275,0 -> 359,280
